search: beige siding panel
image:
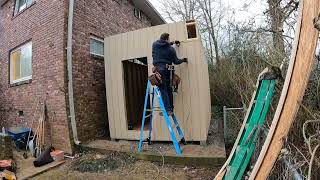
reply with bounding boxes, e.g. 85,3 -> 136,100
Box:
118,34 -> 128,139
168,23 -> 184,138
105,37 -> 115,138
176,22 -> 193,140
188,41 -> 201,140
110,35 -> 121,138
179,44 -> 192,140
104,21 -> 211,141
199,41 -> 210,140
153,24 -> 170,140
151,25 -> 167,141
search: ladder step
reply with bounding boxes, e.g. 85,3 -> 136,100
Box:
139,81 -> 184,156
145,114 -> 152,119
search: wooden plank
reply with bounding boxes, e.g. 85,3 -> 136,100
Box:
105,37 -> 112,137
153,23 -> 170,140
200,45 -> 211,136
119,33 -> 130,139
215,69 -> 269,179
112,34 -> 123,139
180,42 -> 193,140
168,22 -> 185,139
250,0 -> 320,178
198,40 -> 208,141
105,37 -> 119,138
173,22 -> 191,140
190,40 -> 202,140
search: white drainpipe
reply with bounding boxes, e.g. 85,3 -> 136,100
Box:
67,0 -> 80,145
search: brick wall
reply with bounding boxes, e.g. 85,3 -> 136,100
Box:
0,0 -> 72,153
72,0 -> 152,141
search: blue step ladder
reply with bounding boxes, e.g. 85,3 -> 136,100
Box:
138,80 -> 186,155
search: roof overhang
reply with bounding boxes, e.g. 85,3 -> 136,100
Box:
132,0 -> 166,25
0,0 -> 9,6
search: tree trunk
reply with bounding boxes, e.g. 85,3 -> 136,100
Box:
268,0 -> 286,59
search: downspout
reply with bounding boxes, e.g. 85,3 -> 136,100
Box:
67,0 -> 80,145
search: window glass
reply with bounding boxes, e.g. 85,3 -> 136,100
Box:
15,0 -> 33,14
26,0 -> 33,6
18,0 -> 26,12
90,37 -> 104,57
134,8 -> 142,19
10,42 -> 32,83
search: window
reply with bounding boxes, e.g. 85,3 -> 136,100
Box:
134,8 -> 142,20
10,42 -> 32,84
90,36 -> 104,58
15,0 -> 33,14
186,21 -> 198,39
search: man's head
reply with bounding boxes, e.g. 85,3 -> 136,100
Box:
160,33 -> 170,42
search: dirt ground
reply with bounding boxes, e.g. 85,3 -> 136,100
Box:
33,151 -> 219,180
32,118 -> 223,180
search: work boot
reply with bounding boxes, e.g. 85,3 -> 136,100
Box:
166,110 -> 174,116
180,138 -> 187,145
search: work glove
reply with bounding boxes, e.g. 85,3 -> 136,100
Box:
170,40 -> 181,46
182,58 -> 188,63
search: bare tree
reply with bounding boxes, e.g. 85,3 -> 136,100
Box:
197,0 -> 221,65
159,0 -> 224,66
265,0 -> 299,59
159,0 -> 197,22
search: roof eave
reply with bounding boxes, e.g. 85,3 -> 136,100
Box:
132,0 -> 166,25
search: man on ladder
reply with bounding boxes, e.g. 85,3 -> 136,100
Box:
152,33 -> 188,115
138,33 -> 188,155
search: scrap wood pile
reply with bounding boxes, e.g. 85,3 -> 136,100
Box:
0,102 -> 66,180
0,135 -> 16,180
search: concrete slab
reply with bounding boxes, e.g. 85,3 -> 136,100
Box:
83,140 -> 226,167
14,151 -> 65,180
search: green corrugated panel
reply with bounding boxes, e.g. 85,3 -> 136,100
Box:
223,80 -> 276,180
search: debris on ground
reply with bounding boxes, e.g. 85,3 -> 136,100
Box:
0,169 -> 16,180
0,159 -> 15,172
34,151 -> 218,180
33,147 -> 54,167
0,133 -> 13,160
70,152 -> 136,173
50,150 -> 64,162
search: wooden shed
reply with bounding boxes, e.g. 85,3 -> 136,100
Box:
104,21 -> 211,142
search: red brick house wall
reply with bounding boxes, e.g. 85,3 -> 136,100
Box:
72,0 -> 152,141
0,0 -> 73,152
0,0 -> 156,152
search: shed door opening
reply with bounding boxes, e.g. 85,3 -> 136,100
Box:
122,57 -> 150,130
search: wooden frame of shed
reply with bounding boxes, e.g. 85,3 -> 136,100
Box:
104,21 -> 211,142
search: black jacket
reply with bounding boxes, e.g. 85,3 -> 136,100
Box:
152,40 -> 184,66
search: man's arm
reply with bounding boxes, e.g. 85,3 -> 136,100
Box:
171,48 -> 187,65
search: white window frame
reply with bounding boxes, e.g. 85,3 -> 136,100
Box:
134,8 -> 142,20
10,42 -> 33,84
90,36 -> 104,58
15,0 -> 33,15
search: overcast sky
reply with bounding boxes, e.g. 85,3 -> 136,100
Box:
150,0 -> 268,23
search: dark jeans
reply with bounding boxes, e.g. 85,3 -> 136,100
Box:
158,69 -> 173,111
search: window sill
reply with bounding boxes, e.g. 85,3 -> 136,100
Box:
90,54 -> 104,60
12,1 -> 36,20
10,79 -> 32,87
